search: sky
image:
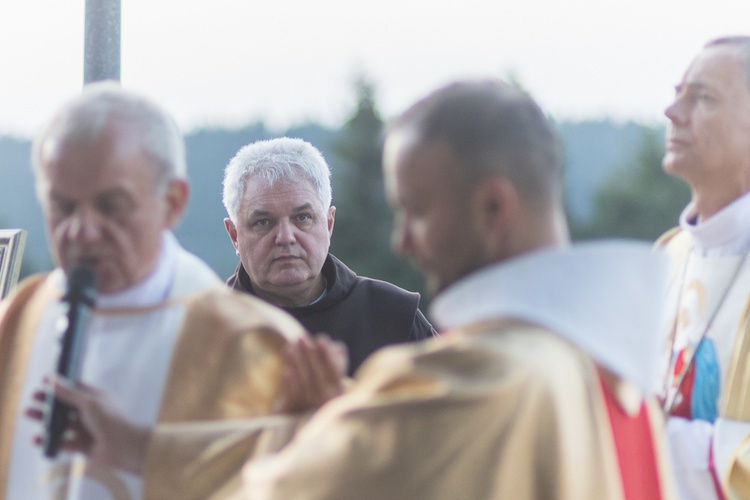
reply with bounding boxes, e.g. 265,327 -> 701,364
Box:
1,0 -> 749,138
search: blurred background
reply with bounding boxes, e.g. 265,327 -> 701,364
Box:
1,0 -> 746,299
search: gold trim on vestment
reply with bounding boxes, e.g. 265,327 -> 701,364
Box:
723,298 -> 750,419
40,461 -> 131,500
0,274 -> 56,495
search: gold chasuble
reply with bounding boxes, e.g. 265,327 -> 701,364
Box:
240,242 -> 677,500
0,240 -> 306,500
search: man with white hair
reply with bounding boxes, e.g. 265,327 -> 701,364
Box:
0,83 -> 307,499
222,137 -> 435,374
658,35 -> 750,499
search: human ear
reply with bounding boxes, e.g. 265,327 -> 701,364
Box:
163,179 -> 189,229
474,176 -> 518,233
327,206 -> 336,236
223,218 -> 240,255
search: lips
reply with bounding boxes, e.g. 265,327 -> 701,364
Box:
666,137 -> 690,150
273,255 -> 301,263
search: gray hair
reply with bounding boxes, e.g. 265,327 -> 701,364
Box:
704,36 -> 750,87
222,137 -> 332,222
388,79 -> 564,206
32,81 -> 186,193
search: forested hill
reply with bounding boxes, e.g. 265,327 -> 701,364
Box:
0,118 -> 679,286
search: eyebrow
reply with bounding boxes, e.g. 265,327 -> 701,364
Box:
49,187 -> 131,204
675,81 -> 710,93
249,202 -> 315,218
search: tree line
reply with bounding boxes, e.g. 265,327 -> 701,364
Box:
0,76 -> 690,303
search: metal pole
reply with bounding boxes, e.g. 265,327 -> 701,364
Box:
83,0 -> 121,84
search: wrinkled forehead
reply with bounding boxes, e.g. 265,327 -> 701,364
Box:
37,129 -> 161,197
41,118 -> 147,168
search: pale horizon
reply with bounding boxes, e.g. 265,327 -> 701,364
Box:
1,0 -> 748,137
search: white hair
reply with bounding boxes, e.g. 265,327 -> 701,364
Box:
32,81 -> 186,193
222,137 -> 332,222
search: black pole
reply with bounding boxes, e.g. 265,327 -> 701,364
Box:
84,0 -> 121,84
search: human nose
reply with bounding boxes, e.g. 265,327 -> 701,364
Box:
66,207 -> 102,243
274,218 -> 297,245
664,94 -> 686,125
390,216 -> 412,256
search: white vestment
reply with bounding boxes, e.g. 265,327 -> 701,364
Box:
659,191 -> 750,500
6,233 -> 219,500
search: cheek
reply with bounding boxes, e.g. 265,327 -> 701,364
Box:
412,221 -> 443,256
238,235 -> 272,266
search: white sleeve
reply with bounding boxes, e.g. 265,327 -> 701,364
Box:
714,417 -> 750,490
666,417 -> 721,500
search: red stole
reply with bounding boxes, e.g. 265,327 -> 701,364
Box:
599,371 -> 662,500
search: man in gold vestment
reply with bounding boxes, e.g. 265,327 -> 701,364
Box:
239,80 -> 677,499
657,35 -> 750,500
0,83 -> 308,500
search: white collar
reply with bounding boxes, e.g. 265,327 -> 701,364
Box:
429,240 -> 669,395
679,190 -> 750,256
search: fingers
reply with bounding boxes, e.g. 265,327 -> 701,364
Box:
25,407 -> 45,422
24,377 -> 94,455
51,376 -> 85,408
277,335 -> 346,413
322,337 -> 349,377
25,382 -> 53,424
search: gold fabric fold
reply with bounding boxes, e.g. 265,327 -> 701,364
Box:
0,275 -> 56,495
145,417 -> 300,500
241,321 -> 676,500
0,272 -> 308,500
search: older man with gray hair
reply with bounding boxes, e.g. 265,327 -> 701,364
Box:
0,83 -> 307,499
658,35 -> 750,500
222,137 -> 435,375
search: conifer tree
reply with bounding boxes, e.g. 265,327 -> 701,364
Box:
571,128 -> 690,241
329,75 -> 425,294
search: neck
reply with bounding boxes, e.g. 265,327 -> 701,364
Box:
254,274 -> 327,308
691,177 -> 750,221
507,206 -> 570,259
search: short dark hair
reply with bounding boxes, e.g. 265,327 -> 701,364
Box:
388,79 -> 564,205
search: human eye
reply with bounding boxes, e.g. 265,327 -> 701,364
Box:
49,196 -> 75,219
295,213 -> 313,222
683,85 -> 714,105
97,193 -> 133,219
252,218 -> 271,227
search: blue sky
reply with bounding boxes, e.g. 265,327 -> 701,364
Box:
1,0 -> 748,136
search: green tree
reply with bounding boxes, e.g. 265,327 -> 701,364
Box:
571,128 -> 690,241
329,75 -> 425,295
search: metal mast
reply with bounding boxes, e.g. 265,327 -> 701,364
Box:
83,0 -> 121,83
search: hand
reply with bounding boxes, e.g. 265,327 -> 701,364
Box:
25,377 -> 150,475
273,334 -> 348,414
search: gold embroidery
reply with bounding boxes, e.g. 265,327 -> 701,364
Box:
40,461 -> 132,500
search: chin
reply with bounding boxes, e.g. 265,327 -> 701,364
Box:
662,156 -> 686,178
271,272 -> 311,288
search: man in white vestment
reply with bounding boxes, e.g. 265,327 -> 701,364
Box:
0,83 -> 307,500
657,35 -> 750,500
